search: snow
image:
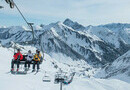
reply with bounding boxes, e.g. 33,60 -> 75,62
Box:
95,50 -> 130,81
0,45 -> 130,90
43,22 -> 104,60
79,30 -> 102,42
8,26 -> 25,34
0,26 -> 7,28
87,26 -> 121,48
33,25 -> 43,30
109,50 -> 130,70
98,23 -> 130,44
66,78 -> 130,90
63,18 -> 85,31
51,28 -> 59,37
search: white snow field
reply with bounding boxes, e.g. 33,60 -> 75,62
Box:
0,46 -> 130,90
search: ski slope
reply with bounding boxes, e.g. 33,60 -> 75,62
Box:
0,46 -> 130,90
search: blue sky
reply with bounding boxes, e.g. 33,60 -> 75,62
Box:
0,0 -> 130,26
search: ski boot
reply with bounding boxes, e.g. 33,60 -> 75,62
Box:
25,68 -> 28,71
37,69 -> 39,72
11,68 -> 15,74
32,69 -> 35,72
11,68 -> 14,72
28,67 -> 30,71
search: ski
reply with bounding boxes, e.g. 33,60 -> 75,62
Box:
34,71 -> 38,75
34,70 -> 40,75
11,71 -> 16,74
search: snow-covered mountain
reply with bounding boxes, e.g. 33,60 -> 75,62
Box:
99,23 -> 130,44
0,19 -> 130,67
39,22 -> 122,66
95,50 -> 130,80
63,18 -> 85,31
85,26 -> 130,55
63,19 -> 130,52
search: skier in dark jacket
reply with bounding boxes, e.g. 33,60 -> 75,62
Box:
11,49 -> 23,72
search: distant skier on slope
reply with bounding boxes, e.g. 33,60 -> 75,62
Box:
32,50 -> 41,72
11,49 -> 23,72
24,50 -> 33,71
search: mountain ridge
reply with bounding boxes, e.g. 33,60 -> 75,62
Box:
0,19 -> 130,67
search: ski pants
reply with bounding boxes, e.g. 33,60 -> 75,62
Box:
25,61 -> 31,68
11,60 -> 20,69
33,61 -> 40,70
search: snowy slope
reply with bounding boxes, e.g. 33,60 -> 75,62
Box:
0,26 -> 44,46
84,24 -> 130,57
95,50 -> 130,80
86,26 -> 121,48
0,45 -> 130,90
99,23 -> 130,44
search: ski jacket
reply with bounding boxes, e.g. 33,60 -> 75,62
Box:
33,53 -> 41,61
13,52 -> 23,60
26,53 -> 33,61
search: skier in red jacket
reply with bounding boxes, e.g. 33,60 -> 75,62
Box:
11,49 -> 23,72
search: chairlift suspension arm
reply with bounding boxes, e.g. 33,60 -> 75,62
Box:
14,3 -> 35,42
28,23 -> 35,43
5,0 -> 35,42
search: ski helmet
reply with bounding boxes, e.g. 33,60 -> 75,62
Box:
17,48 -> 20,51
28,50 -> 31,53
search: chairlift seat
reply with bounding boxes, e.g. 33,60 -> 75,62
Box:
13,54 -> 42,65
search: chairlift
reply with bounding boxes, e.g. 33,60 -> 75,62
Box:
54,72 -> 75,85
42,71 -> 51,82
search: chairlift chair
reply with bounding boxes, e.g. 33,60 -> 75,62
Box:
42,71 -> 51,82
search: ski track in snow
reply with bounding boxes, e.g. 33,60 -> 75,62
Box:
0,46 -> 130,90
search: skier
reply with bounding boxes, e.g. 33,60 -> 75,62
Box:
11,49 -> 23,72
32,50 -> 41,72
24,50 -> 33,71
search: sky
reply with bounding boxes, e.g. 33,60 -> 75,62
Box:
0,0 -> 130,27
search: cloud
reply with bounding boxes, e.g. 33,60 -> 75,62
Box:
0,0 -> 130,26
